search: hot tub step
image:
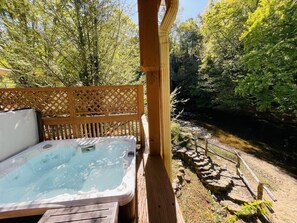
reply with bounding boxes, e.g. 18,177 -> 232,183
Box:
38,202 -> 119,223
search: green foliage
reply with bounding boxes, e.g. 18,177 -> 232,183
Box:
170,87 -> 189,119
235,199 -> 272,217
171,121 -> 193,147
170,18 -> 202,104
227,199 -> 273,222
199,0 -> 257,110
170,0 -> 297,121
236,0 -> 297,117
0,0 -> 139,87
171,121 -> 182,145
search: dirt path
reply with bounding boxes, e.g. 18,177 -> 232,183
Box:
240,152 -> 297,223
209,137 -> 297,223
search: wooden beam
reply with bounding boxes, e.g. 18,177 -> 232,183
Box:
138,0 -> 161,72
146,71 -> 162,155
138,0 -> 162,155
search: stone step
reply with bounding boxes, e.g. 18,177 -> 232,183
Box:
195,163 -> 213,173
220,200 -> 242,214
200,169 -> 221,181
220,169 -> 235,178
185,151 -> 195,159
184,152 -> 198,163
204,177 -> 233,192
176,147 -> 188,158
193,155 -> 208,162
212,163 -> 222,172
227,185 -> 254,205
198,167 -> 219,176
194,158 -> 212,167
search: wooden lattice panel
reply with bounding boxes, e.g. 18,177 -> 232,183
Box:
73,87 -> 138,115
0,85 -> 144,144
0,89 -> 70,117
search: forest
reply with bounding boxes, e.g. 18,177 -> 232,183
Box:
170,0 -> 296,123
0,0 -> 296,123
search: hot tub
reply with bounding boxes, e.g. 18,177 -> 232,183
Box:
0,136 -> 136,219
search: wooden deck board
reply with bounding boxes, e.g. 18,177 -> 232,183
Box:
136,151 -> 184,223
38,203 -> 118,223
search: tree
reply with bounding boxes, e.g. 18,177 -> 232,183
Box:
198,0 -> 258,110
0,0 -> 139,87
170,18 -> 202,105
237,0 -> 297,118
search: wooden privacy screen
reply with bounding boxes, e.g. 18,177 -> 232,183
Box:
0,85 -> 144,144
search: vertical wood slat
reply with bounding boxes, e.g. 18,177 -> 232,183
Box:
88,123 -> 92,138
53,126 -> 56,140
92,123 -> 96,137
128,121 -> 131,136
96,123 -> 100,137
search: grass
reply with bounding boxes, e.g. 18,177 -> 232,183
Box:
196,140 -> 237,162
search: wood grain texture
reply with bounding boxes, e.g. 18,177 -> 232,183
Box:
38,203 -> 118,223
136,152 -> 185,223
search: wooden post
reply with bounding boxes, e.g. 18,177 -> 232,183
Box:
138,0 -> 162,155
205,139 -> 208,156
146,71 -> 162,155
194,134 -> 198,153
236,152 -> 241,176
257,183 -> 264,200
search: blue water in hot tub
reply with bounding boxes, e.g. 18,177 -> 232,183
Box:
0,140 -> 130,204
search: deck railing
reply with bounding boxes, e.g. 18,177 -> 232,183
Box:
0,85 -> 144,144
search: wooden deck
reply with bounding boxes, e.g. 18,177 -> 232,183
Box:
136,150 -> 184,223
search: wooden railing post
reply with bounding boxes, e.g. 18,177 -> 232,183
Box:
257,182 -> 264,200
205,139 -> 208,156
194,134 -> 198,153
236,152 -> 241,176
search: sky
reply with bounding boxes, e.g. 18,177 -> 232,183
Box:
126,0 -> 210,23
178,0 -> 209,21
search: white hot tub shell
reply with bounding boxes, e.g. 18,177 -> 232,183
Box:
0,136 -> 136,219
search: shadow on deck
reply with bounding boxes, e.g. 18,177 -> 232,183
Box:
136,150 -> 184,223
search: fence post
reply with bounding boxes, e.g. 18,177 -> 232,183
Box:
257,183 -> 264,200
205,139 -> 208,156
194,132 -> 198,153
236,152 -> 241,176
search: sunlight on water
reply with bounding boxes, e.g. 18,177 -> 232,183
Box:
0,140 -> 130,204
